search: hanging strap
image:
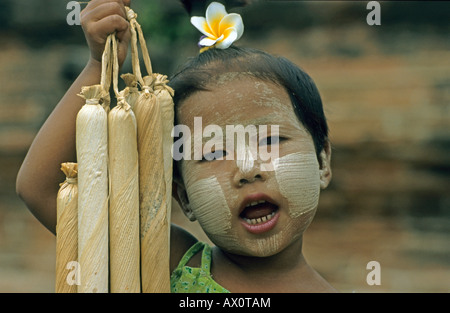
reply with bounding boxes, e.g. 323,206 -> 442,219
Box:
125,7 -> 153,88
100,33 -> 130,111
100,34 -> 113,93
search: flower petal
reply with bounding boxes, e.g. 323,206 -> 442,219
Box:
191,16 -> 215,38
199,35 -> 224,47
215,28 -> 238,49
219,13 -> 244,41
206,2 -> 227,37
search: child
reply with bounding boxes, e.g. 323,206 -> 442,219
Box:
16,0 -> 335,292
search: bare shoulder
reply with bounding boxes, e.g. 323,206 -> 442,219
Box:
309,268 -> 339,293
169,224 -> 198,273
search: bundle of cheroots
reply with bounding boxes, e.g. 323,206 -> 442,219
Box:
55,7 -> 174,293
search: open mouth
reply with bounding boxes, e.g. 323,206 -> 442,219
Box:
239,195 -> 280,234
240,200 -> 278,224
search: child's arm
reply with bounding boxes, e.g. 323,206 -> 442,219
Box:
16,0 -> 131,234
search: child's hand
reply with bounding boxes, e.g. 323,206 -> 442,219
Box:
81,0 -> 132,67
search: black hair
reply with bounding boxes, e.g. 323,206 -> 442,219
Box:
168,45 -> 329,162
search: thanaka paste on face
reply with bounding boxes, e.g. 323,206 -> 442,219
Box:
236,144 -> 255,175
177,77 -> 324,256
181,151 -> 321,256
183,173 -> 232,237
273,152 -> 321,218
178,74 -> 296,125
182,173 -> 244,253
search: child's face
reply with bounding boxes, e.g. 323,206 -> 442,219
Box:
175,75 -> 331,257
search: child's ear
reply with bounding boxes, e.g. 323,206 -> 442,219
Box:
319,140 -> 332,189
172,176 -> 197,222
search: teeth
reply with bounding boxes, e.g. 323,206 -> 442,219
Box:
243,211 -> 275,225
245,200 -> 267,208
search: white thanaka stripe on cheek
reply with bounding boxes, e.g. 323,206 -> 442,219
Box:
273,152 -> 321,218
185,176 -> 232,236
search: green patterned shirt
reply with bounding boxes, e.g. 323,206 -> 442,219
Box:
170,242 -> 230,293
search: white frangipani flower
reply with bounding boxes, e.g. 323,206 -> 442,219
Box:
191,2 -> 244,51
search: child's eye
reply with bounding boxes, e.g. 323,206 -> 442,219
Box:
201,150 -> 228,162
259,136 -> 284,146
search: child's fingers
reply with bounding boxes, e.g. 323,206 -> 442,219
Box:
115,23 -> 131,43
80,0 -> 132,64
81,1 -> 127,25
87,14 -> 130,40
84,0 -> 127,14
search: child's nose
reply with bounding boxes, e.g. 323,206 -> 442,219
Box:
234,171 -> 265,187
232,145 -> 268,187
